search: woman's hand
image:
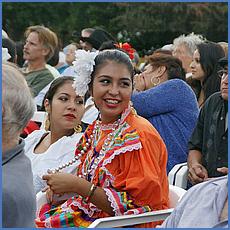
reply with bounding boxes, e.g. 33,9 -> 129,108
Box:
42,186 -> 66,205
42,172 -> 78,195
42,186 -> 54,203
134,73 -> 146,92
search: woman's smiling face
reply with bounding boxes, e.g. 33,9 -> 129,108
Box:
92,60 -> 133,124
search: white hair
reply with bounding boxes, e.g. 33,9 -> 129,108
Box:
2,63 -> 35,138
173,32 -> 206,56
161,44 -> 173,51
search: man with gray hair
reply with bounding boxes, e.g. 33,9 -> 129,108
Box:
2,63 -> 36,227
172,32 -> 205,78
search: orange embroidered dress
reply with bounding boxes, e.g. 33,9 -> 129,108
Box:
36,107 -> 169,228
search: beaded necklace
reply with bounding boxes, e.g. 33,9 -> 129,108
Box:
81,118 -> 121,181
47,106 -> 131,179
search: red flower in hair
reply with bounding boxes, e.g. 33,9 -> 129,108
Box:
115,42 -> 135,60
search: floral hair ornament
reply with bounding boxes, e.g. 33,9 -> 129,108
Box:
72,49 -> 99,96
115,42 -> 135,60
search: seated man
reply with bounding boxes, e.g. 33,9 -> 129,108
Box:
22,25 -> 58,98
160,176 -> 228,228
2,63 -> 36,227
187,57 -> 228,185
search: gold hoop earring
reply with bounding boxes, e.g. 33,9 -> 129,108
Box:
151,76 -> 160,87
74,124 -> 82,133
129,101 -> 133,107
45,114 -> 50,131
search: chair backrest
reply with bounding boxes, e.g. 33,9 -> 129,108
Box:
168,162 -> 188,189
31,111 -> 47,129
36,191 -> 47,216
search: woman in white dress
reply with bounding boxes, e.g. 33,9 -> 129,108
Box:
24,76 -> 85,193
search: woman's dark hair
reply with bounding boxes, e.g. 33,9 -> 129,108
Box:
40,76 -> 74,110
147,53 -> 186,81
99,42 -> 141,74
197,41 -> 225,100
99,40 -> 117,51
89,49 -> 134,91
99,41 -> 133,62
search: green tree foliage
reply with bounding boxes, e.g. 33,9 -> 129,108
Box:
2,2 -> 227,55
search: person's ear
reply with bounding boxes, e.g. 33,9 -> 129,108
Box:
42,47 -> 50,58
157,66 -> 166,77
44,99 -> 51,113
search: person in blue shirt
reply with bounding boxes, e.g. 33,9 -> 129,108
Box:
132,53 -> 199,173
160,176 -> 228,228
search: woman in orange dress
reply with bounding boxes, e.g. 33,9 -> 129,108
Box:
36,49 -> 169,228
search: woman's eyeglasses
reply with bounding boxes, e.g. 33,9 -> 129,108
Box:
217,69 -> 228,79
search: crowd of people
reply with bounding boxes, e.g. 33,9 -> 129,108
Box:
2,25 -> 228,228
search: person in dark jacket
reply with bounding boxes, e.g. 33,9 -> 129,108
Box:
187,57 -> 228,185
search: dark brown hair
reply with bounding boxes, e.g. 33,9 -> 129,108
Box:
147,53 -> 186,81
89,49 -> 134,91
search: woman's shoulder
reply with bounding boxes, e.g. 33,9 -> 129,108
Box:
24,130 -> 47,155
24,129 -> 47,143
150,79 -> 192,96
64,132 -> 83,143
168,79 -> 198,100
167,79 -> 191,89
48,132 -> 83,152
127,111 -> 162,137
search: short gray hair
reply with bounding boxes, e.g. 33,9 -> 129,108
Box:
2,63 -> 35,137
173,32 -> 206,56
82,28 -> 95,36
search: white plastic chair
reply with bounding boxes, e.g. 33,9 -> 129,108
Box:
31,111 -> 47,130
36,191 -> 48,216
88,209 -> 173,228
36,185 -> 186,228
88,185 -> 186,228
168,162 -> 188,189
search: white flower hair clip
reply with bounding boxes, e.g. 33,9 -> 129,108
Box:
2,47 -> 11,62
72,49 -> 99,96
